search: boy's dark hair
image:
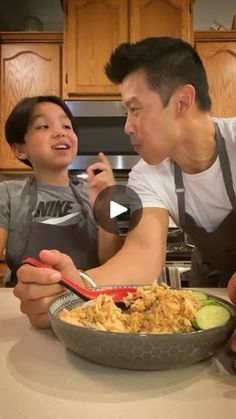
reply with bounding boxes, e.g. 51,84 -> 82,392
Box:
105,36 -> 211,111
5,95 -> 77,167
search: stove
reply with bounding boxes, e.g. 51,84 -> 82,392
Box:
166,228 -> 193,261
165,228 -> 193,286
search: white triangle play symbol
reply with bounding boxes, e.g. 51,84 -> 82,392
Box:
110,200 -> 128,219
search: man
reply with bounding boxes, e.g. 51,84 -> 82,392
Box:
14,37 -> 236,367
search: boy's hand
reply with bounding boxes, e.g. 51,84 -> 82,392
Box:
14,249 -> 80,328
87,152 -> 116,207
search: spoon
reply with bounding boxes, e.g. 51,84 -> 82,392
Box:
22,257 -> 137,306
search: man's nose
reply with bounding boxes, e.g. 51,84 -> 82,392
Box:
124,116 -> 134,136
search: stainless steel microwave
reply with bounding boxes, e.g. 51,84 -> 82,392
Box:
65,100 -> 139,171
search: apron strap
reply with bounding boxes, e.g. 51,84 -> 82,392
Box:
174,163 -> 186,225
174,123 -> 236,224
7,177 -> 37,285
215,124 -> 236,211
69,174 -> 90,219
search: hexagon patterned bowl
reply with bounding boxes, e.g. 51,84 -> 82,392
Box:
48,288 -> 236,370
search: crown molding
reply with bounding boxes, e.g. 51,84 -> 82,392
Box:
0,32 -> 63,43
195,30 -> 236,42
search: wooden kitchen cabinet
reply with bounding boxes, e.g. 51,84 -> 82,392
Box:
0,32 -> 63,170
63,0 -> 128,97
195,31 -> 236,117
0,262 -> 7,287
129,0 -> 193,43
63,0 -> 193,98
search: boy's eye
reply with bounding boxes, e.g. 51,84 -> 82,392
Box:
35,124 -> 49,129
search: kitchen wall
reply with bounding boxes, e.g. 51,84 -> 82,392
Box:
0,0 -> 235,32
194,0 -> 235,30
0,0 -> 63,31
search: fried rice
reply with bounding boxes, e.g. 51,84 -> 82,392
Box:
60,282 -> 200,334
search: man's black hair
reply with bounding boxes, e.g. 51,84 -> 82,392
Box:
105,36 -> 211,111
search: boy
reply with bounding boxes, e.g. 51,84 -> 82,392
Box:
0,95 -> 121,286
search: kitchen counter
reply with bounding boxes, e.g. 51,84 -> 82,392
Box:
0,288 -> 235,419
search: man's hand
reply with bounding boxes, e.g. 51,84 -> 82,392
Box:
14,249 -> 80,328
227,273 -> 236,370
231,337 -> 236,370
87,152 -> 116,207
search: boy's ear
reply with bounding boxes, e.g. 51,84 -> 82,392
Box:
11,142 -> 28,161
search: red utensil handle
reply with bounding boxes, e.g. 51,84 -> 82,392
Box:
22,257 -> 137,302
22,257 -> 97,299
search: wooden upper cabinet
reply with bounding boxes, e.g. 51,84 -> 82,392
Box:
130,0 -> 193,43
0,32 -> 62,170
195,31 -> 236,117
64,0 -> 129,97
63,0 -> 193,98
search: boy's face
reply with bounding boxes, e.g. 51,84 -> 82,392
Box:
120,69 -> 177,165
15,102 -> 78,172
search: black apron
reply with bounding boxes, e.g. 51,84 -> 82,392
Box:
174,124 -> 236,287
6,176 -> 99,286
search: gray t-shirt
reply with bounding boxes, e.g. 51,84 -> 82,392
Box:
0,176 -> 97,282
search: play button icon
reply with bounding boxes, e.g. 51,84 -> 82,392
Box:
110,201 -> 128,219
93,185 -> 143,234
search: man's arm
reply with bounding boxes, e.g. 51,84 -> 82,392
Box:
97,226 -> 122,264
15,207 -> 169,328
87,207 -> 169,285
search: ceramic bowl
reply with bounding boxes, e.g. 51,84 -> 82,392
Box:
48,288 -> 236,370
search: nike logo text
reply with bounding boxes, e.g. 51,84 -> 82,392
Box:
34,200 -> 74,217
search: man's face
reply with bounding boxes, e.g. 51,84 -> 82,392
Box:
120,70 -> 176,165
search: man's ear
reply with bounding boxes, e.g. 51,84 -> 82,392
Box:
177,84 -> 196,113
11,143 -> 28,161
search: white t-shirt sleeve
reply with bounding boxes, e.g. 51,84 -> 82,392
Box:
127,159 -> 167,209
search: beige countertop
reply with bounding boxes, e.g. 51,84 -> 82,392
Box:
0,288 -> 235,419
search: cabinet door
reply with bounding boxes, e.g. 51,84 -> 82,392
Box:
196,38 -> 236,117
130,0 -> 193,43
0,43 -> 61,170
64,0 -> 129,97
